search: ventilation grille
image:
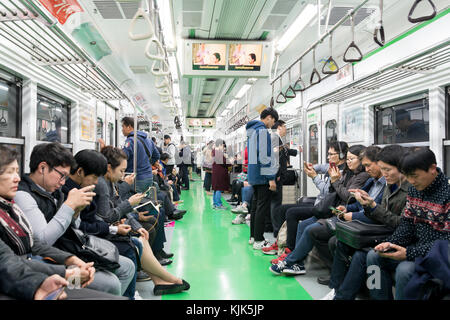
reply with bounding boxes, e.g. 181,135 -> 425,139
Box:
93,0 -> 140,19
215,0 -> 260,39
320,7 -> 376,26
261,0 -> 297,31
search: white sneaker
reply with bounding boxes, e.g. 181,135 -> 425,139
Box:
320,289 -> 336,300
245,214 -> 251,221
232,215 -> 246,224
231,205 -> 248,214
134,291 -> 144,300
248,237 -> 255,245
253,240 -> 269,250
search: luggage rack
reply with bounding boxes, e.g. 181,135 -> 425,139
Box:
314,39 -> 450,104
0,0 -> 126,101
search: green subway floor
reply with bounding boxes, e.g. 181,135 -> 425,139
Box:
162,178 -> 312,300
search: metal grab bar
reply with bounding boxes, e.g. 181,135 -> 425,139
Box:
270,83 -> 275,107
293,60 -> 305,92
322,33 -> 339,74
408,0 -> 437,23
128,7 -> 154,41
310,48 -> 321,85
145,37 -> 165,61
343,14 -> 363,63
373,0 -> 385,47
151,59 -> 170,76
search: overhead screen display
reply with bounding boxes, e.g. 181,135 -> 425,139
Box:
185,40 -> 271,77
228,44 -> 262,71
187,118 -> 216,128
192,43 -> 226,70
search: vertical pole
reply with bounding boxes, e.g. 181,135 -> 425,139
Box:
133,102 -> 138,192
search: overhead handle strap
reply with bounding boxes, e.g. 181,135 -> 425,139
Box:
310,48 -> 321,85
343,13 -> 363,63
151,59 -> 170,76
293,60 -> 305,92
285,68 -> 296,98
322,33 -> 339,75
155,76 -> 169,89
373,0 -> 385,47
408,0 -> 437,23
145,37 -> 165,61
157,86 -> 172,96
129,7 -> 154,41
276,76 -> 287,104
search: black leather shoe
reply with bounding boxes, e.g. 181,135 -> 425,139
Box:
317,275 -> 330,286
157,250 -> 174,259
182,279 -> 190,291
173,209 -> 186,215
153,283 -> 184,295
169,212 -> 184,220
158,258 -> 173,266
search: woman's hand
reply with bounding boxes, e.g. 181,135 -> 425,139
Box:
350,189 -> 376,207
138,211 -> 152,222
137,228 -> 149,241
128,193 -> 145,206
328,165 -> 341,183
123,173 -> 135,185
117,224 -> 131,235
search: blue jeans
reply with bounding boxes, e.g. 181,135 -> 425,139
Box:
366,249 -> 416,300
284,216 -> 319,266
213,190 -> 222,207
241,185 -> 253,205
330,241 -> 368,300
136,177 -> 154,193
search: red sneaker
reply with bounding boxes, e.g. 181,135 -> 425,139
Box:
262,241 -> 278,255
270,248 -> 292,264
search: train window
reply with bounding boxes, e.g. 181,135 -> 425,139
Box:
309,124 -> 319,165
0,79 -> 20,138
325,120 -> 337,156
375,97 -> 429,144
36,94 -> 70,143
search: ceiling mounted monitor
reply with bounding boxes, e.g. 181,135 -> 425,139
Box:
182,40 -> 273,78
187,118 -> 216,128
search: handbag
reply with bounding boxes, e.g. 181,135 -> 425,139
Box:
325,216 -> 339,235
311,192 -> 337,219
55,227 -> 120,272
335,219 -> 394,249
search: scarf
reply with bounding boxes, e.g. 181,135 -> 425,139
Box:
0,196 -> 34,255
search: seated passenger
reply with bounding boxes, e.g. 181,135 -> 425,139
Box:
14,142 -> 130,296
96,146 -> 190,296
270,145 -> 370,275
322,145 -> 408,300
268,141 -> 348,261
366,147 -> 450,300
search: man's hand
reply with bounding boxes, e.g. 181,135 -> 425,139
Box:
374,242 -> 407,261
117,224 -> 132,235
128,193 -> 145,206
350,189 -> 376,207
343,212 -> 353,221
269,180 -> 277,192
123,173 -> 135,185
65,185 -> 96,211
34,275 -> 68,300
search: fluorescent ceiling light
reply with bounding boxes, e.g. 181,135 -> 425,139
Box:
235,84 -> 252,99
276,4 -> 317,52
226,99 -> 237,110
157,0 -> 175,49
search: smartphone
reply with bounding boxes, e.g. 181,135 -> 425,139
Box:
376,247 -> 397,254
133,199 -> 158,212
329,206 -> 344,214
124,172 -> 134,176
329,162 -> 337,169
44,287 -> 65,300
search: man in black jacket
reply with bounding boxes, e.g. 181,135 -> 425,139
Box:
270,120 -> 298,238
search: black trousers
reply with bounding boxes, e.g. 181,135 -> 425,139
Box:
231,180 -> 244,203
203,171 -> 212,191
308,223 -> 336,269
179,164 -> 189,189
270,182 -> 283,237
285,205 -> 315,250
250,184 -> 273,242
165,164 -> 174,176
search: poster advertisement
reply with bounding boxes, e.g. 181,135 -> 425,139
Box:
192,43 -> 226,70
341,106 -> 365,141
228,44 -> 262,71
38,0 -> 83,25
80,104 -> 95,141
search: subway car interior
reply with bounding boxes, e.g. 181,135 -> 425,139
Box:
0,0 -> 449,302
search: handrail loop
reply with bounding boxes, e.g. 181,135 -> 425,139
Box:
322,32 -> 339,74
408,0 -> 437,23
343,13 -> 363,63
276,75 -> 287,104
285,68 -> 296,98
129,7 -> 154,41
373,0 -> 385,47
293,60 -> 305,92
310,47 -> 321,85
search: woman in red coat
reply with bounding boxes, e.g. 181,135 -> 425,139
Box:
211,140 -> 231,209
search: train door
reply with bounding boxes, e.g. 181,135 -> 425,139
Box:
305,109 -> 320,197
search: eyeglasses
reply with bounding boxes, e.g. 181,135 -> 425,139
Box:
346,158 -> 358,162
327,152 -> 339,156
52,167 -> 69,182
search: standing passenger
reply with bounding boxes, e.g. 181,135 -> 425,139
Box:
211,140 -> 231,210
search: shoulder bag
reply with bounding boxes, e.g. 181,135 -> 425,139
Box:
335,219 -> 394,249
